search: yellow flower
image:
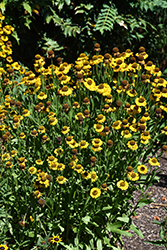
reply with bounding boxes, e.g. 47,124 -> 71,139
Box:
94,123 -> 104,133
79,140 -> 89,149
127,140 -> 138,150
135,96 -> 147,107
112,120 -> 122,130
35,159 -> 43,165
74,164 -> 84,173
29,166 -> 37,174
90,171 -> 98,182
5,161 -> 13,168
90,187 -> 101,198
20,132 -> 26,139
22,109 -> 31,117
148,157 -> 160,166
95,114 -> 106,123
30,216 -> 34,222
37,92 -> 47,100
117,180 -> 129,190
11,62 -> 21,70
121,130 -> 132,138
61,126 -> 70,134
56,176 -> 67,184
54,148 -> 64,156
51,235 -> 62,243
92,138 -> 103,147
137,165 -> 148,174
0,244 -> 8,250
84,78 -> 97,91
2,153 -> 10,161
38,126 -> 46,133
49,117 -> 58,126
127,171 -> 139,181
81,171 -> 91,179
162,126 -> 167,135
59,85 -> 73,96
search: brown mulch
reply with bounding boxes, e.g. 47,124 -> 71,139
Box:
122,152 -> 167,250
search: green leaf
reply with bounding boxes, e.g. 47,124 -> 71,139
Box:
137,198 -> 154,208
130,222 -> 144,238
117,214 -> 129,223
23,2 -> 32,14
82,215 -> 91,225
65,0 -> 71,5
144,240 -> 166,246
0,2 -> 5,13
96,239 -> 102,250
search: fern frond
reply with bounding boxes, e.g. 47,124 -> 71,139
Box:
94,4 -> 118,34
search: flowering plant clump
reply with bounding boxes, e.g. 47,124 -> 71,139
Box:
0,16 -> 167,249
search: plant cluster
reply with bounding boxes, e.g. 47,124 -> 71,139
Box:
0,14 -> 167,250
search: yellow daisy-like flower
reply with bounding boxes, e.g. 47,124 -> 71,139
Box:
61,126 -> 70,134
54,148 -> 64,156
90,187 -> 101,199
126,88 -> 137,97
35,159 -> 43,165
47,155 -> 58,164
90,171 -> 98,182
162,126 -> 167,135
127,140 -> 138,150
37,92 -> 47,100
56,176 -> 67,184
84,78 -> 97,91
117,180 -> 129,190
20,132 -> 26,139
81,171 -> 91,179
79,140 -> 89,149
59,85 -> 73,96
141,131 -> 151,140
56,163 -> 65,171
22,109 -> 31,117
49,117 -> 58,126
121,130 -> 132,138
95,114 -> 106,123
92,145 -> 102,152
148,157 -> 160,166
0,244 -> 9,250
51,235 -> 62,243
38,126 -> 46,133
137,165 -> 148,174
29,166 -> 37,174
127,171 -> 139,181
92,138 -> 103,147
74,164 -> 84,173
94,123 -> 104,133
135,96 -> 147,107
112,120 -> 122,130
10,150 -> 18,157
2,153 -> 10,161
5,161 -> 13,168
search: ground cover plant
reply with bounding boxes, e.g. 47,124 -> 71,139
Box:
0,13 -> 167,250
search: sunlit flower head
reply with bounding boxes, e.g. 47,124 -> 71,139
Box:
117,180 -> 129,190
29,166 -> 37,174
127,171 -> 139,181
137,165 -> 148,174
90,187 -> 101,198
51,235 -> 62,243
112,120 -> 122,130
148,157 -> 160,166
127,140 -> 138,150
